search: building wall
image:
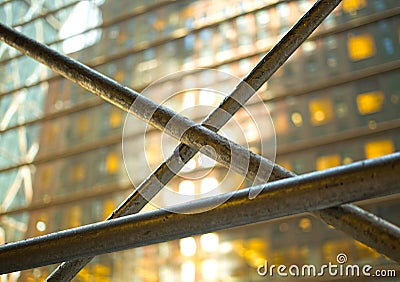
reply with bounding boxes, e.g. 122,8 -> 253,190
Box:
0,0 -> 399,281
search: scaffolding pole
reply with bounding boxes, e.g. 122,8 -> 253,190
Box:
0,153 -> 399,273
0,0 -> 399,279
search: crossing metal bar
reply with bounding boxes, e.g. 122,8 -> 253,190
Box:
316,204 -> 400,260
0,153 -> 399,273
46,1 -> 343,279
0,0 -> 399,277
111,0 -> 343,217
0,25 -> 280,184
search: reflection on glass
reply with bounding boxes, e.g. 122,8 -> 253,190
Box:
59,1 -> 103,54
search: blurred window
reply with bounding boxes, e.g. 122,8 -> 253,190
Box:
316,154 -> 341,170
309,98 -> 334,126
70,163 -> 86,183
109,108 -> 123,128
365,139 -> 394,159
105,152 -> 120,174
342,0 -> 367,14
347,34 -> 376,61
356,91 -> 384,115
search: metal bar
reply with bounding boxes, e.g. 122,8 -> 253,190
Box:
47,1 -> 343,279
110,0 -> 343,215
1,0 -> 398,276
0,20 -> 281,183
316,204 -> 400,261
0,153 -> 399,274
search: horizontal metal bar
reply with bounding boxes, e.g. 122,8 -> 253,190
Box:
0,153 -> 399,274
47,1 -> 343,279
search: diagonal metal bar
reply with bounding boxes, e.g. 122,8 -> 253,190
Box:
1,0 -> 398,275
0,21 -> 281,183
46,1 -> 343,279
0,153 -> 399,273
316,204 -> 400,259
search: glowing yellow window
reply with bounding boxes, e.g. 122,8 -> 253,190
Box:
93,264 -> 111,280
109,108 -> 123,128
316,154 -> 341,170
309,98 -> 333,126
106,152 -> 120,174
71,164 -> 86,182
347,34 -> 376,61
356,91 -> 384,115
342,0 -> 367,13
365,139 -> 394,159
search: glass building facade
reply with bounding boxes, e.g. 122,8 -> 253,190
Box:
0,0 -> 399,281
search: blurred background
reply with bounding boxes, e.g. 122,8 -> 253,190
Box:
0,0 -> 399,281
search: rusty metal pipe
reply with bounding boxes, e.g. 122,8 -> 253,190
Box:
316,204 -> 400,261
0,153 -> 399,274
